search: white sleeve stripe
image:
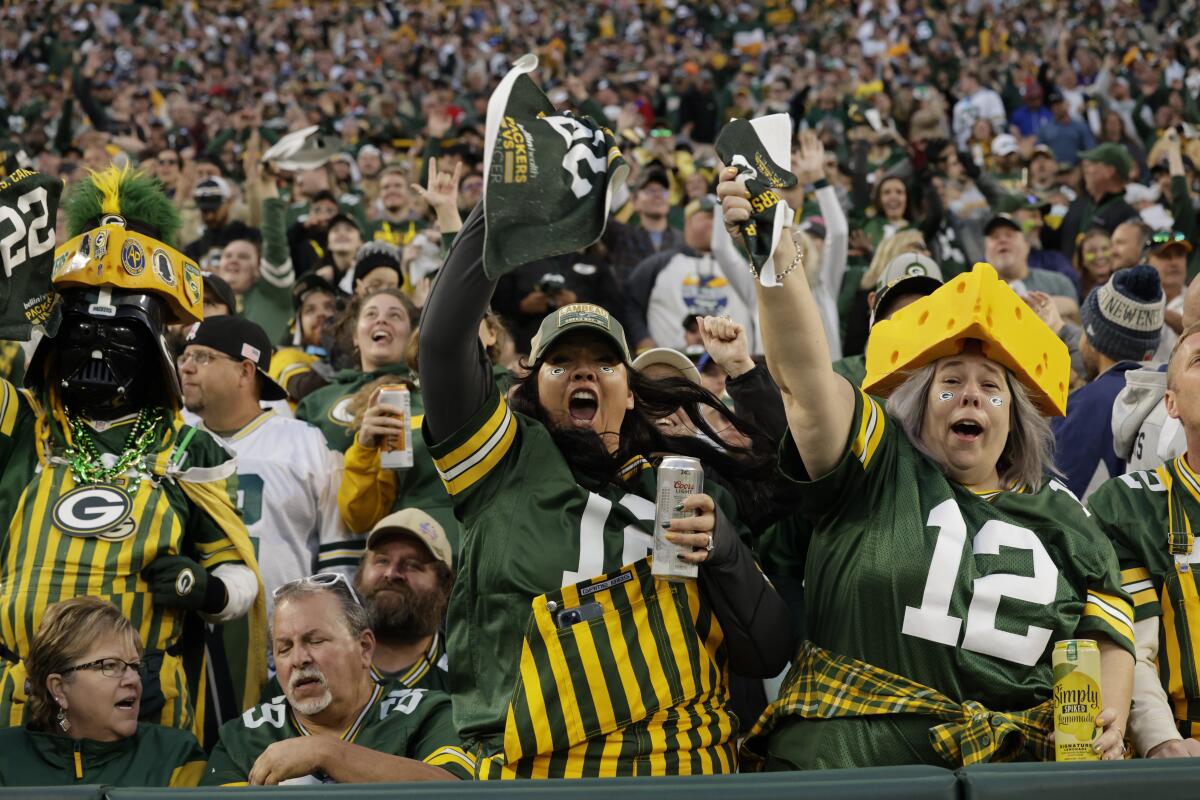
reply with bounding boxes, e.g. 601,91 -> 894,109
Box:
1122,580 -> 1155,594
1088,592 -> 1135,630
426,746 -> 476,771
436,404 -> 514,482
857,396 -> 878,466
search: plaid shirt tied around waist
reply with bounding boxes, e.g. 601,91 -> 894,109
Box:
742,641 -> 1053,768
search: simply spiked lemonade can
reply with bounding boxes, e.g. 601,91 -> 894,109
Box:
1053,639 -> 1103,761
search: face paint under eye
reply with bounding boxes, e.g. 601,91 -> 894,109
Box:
939,391 -> 955,401
550,367 -> 566,376
600,366 -> 615,374
989,396 -> 1004,407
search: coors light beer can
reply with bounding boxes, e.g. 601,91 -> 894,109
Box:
377,385 -> 413,470
652,456 -> 704,582
1053,638 -> 1103,761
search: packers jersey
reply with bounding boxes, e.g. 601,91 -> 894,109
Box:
202,680 -> 473,785
295,363 -> 414,453
367,218 -> 428,248
425,387 -> 745,778
0,380 -> 259,730
202,410 -> 352,606
1088,457 -> 1200,736
764,387 -> 1135,769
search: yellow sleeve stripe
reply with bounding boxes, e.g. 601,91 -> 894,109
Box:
195,539 -> 234,555
1084,591 -> 1135,643
435,402 -> 516,496
0,380 -> 18,437
169,760 -> 206,787
1131,587 -> 1159,608
850,390 -> 885,468
433,396 -> 509,474
1120,566 -> 1151,584
201,548 -> 243,569
424,745 -> 477,773
276,361 -> 312,383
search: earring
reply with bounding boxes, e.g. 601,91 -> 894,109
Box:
56,706 -> 70,733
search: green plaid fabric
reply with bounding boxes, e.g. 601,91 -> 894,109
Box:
743,641 -> 1052,769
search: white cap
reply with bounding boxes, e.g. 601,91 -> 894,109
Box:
632,347 -> 701,385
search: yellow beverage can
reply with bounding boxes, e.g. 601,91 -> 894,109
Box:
1053,639 -> 1103,761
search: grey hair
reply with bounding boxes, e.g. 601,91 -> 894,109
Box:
272,581 -> 371,640
885,361 -> 1058,491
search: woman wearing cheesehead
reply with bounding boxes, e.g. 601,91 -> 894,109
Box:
418,203 -> 794,778
717,166 -> 1135,769
0,598 -> 205,787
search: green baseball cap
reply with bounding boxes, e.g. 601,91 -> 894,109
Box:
1078,142 -> 1132,180
529,303 -> 633,364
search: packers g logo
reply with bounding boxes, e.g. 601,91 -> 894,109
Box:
182,261 -> 202,306
329,396 -> 357,427
175,568 -> 196,596
52,485 -> 136,540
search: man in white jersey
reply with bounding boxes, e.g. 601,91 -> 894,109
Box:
178,315 -> 353,603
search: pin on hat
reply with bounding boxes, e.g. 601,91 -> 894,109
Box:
366,508 -> 453,569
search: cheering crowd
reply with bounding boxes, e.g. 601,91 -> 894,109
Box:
1,0 -> 1200,788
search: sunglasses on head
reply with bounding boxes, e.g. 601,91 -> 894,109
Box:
1151,230 -> 1188,246
273,572 -> 362,606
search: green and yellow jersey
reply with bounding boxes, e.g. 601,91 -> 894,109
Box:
202,680 -> 472,785
261,632 -> 451,701
424,387 -> 745,778
1088,457 -> 1200,737
0,380 -> 265,731
367,218 -> 428,249
753,386 -> 1135,770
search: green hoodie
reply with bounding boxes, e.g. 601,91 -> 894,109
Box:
294,362 -> 415,453
0,724 -> 205,787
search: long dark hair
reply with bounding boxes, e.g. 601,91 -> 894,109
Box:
510,363 -> 776,516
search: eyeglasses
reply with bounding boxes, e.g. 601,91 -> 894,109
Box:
1151,230 -> 1188,246
176,350 -> 238,369
58,657 -> 145,679
273,572 -> 362,606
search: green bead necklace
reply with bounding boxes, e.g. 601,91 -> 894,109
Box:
63,407 -> 165,485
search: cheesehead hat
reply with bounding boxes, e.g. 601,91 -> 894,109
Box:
863,263 -> 1070,416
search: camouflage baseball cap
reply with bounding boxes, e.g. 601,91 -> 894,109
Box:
529,303 -> 632,364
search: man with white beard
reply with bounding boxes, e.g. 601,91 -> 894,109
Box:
202,576 -> 473,785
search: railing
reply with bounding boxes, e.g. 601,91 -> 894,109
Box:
15,759 -> 1200,799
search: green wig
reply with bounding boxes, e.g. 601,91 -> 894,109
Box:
63,164 -> 182,248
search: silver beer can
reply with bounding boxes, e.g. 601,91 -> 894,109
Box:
652,456 -> 704,582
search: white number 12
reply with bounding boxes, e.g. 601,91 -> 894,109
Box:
902,499 -> 1058,666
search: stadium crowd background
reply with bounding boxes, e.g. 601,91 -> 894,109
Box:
3,0 -> 1200,786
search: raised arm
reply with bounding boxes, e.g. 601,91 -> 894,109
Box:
717,169 -> 855,478
419,204 -> 497,443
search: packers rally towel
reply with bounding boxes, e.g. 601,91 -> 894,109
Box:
482,54 -> 629,279
0,168 -> 62,339
715,115 -> 797,286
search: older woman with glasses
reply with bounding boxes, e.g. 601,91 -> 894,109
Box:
0,597 -> 206,787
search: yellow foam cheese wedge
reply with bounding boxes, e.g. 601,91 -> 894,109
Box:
863,263 -> 1069,416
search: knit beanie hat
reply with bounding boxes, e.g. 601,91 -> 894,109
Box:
1081,264 -> 1164,362
352,241 -> 404,286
